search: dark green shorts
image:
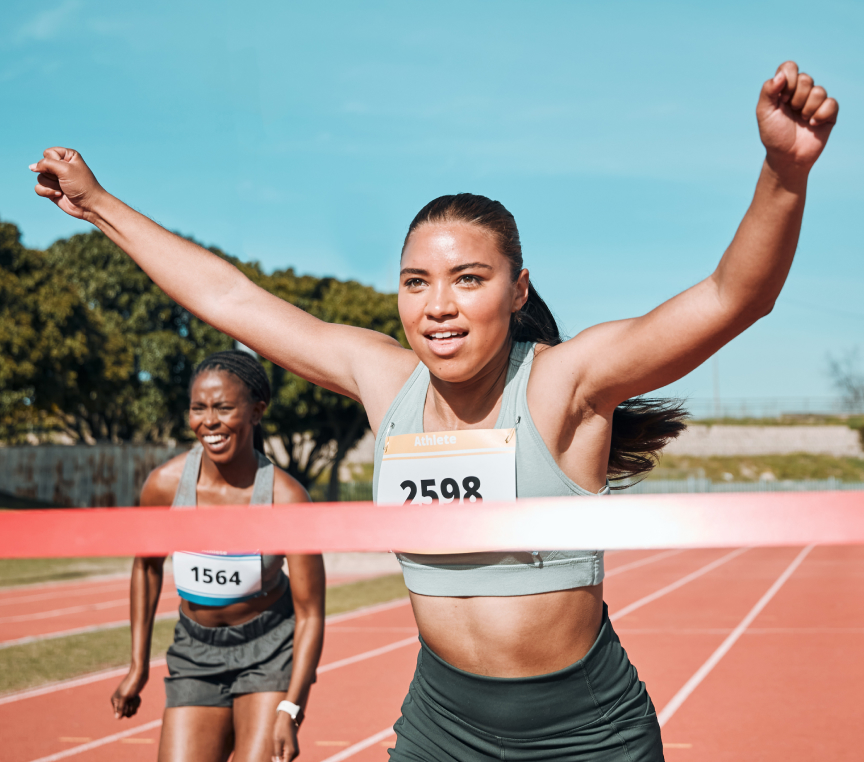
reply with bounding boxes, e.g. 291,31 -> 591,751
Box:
389,603 -> 664,761
164,587 -> 295,708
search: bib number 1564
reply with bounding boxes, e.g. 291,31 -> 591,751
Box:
400,475 -> 481,505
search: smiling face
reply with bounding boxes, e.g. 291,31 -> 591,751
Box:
188,370 -> 265,464
399,222 -> 529,383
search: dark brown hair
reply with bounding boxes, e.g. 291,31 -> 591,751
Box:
403,193 -> 687,485
190,350 -> 271,454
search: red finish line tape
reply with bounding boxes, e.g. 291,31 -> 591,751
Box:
1,492 -> 863,558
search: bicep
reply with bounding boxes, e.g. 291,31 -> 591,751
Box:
567,275 -> 763,409
220,279 -> 409,402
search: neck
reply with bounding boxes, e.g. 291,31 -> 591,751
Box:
199,445 -> 259,490
426,340 -> 512,429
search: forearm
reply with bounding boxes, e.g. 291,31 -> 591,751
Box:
128,559 -> 164,674
712,159 -> 808,317
283,614 -> 324,708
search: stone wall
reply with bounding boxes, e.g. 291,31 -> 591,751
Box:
664,425 -> 864,458
0,445 -> 187,508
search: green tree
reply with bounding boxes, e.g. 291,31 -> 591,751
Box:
2,220 -> 403,500
0,225 -> 231,443
262,271 -> 405,499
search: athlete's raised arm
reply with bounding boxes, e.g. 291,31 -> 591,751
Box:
549,61 -> 838,412
28,152 -> 415,421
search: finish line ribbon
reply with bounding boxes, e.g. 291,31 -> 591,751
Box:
1,492 -> 864,558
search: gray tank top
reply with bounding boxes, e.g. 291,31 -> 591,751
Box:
172,445 -> 285,595
373,341 -> 607,597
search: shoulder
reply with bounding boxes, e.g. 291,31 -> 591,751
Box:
139,451 -> 188,507
272,465 -> 311,505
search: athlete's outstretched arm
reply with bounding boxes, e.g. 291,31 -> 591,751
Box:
28,153 -> 413,412
557,61 -> 839,411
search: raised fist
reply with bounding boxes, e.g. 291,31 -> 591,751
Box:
757,61 -> 838,171
30,148 -> 104,220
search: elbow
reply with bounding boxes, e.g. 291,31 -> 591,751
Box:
735,297 -> 776,327
754,299 -> 776,320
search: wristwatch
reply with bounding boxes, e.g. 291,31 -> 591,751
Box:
277,700 -> 303,726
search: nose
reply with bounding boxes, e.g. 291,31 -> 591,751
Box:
425,282 -> 458,321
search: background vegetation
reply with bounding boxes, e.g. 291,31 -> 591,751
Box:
0,218 -> 405,498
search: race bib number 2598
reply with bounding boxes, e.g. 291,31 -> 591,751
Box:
376,429 -> 516,506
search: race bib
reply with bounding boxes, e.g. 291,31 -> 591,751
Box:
377,428 -> 516,506
173,551 -> 262,606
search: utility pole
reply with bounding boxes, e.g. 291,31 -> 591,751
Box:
712,355 -> 720,419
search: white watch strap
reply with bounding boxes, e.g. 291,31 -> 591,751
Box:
277,700 -> 301,720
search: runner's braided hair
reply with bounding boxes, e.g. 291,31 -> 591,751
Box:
190,350 -> 271,454
404,193 -> 688,486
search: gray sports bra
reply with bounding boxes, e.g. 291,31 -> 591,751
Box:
172,445 -> 285,600
373,341 -> 607,597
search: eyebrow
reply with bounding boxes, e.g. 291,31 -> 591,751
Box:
399,262 -> 494,277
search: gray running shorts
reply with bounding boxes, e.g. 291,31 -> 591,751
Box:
164,587 -> 295,708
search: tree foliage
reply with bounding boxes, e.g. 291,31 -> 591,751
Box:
1,219 -> 403,496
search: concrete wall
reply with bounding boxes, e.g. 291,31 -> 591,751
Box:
0,445 -> 187,508
664,425 -> 864,458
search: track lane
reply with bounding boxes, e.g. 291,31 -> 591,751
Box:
6,547 -> 857,761
658,544 -> 864,761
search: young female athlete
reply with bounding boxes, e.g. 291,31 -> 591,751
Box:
109,351 -> 325,762
35,61 -> 836,760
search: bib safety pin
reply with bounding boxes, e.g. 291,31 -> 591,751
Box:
505,416 -> 521,444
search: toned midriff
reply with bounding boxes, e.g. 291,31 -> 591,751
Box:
180,574 -> 289,628
411,583 -> 604,677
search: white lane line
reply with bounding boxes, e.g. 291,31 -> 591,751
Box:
26,719 -> 163,762
0,659 -> 168,705
610,548 -> 749,622
657,545 -> 814,728
320,727 -> 396,762
1,595 -> 409,648
605,549 -> 684,578
325,597 -> 410,624
0,612 -> 179,650
318,637 -> 417,674
3,598 -> 412,704
0,573 -> 131,595
0,599 -> 130,624
0,581 -> 131,607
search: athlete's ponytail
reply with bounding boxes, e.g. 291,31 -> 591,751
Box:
190,350 -> 271,454
404,193 -> 687,484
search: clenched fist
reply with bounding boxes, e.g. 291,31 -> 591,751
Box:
29,147 -> 104,220
757,61 -> 838,172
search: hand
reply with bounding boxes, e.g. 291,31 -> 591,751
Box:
272,712 -> 299,762
757,61 -> 839,174
29,147 -> 106,221
110,669 -> 147,719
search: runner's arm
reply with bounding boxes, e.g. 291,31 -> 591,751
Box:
550,62 -> 839,412
271,474 -> 326,761
111,473 -> 168,719
28,150 -> 409,402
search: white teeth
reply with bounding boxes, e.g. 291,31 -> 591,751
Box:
203,434 -> 227,444
431,331 -> 462,339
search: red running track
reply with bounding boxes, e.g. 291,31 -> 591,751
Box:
1,547 -> 862,761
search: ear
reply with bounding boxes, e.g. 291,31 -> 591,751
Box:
250,400 -> 266,426
512,269 -> 530,312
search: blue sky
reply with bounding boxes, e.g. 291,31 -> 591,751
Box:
2,0 -> 862,406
